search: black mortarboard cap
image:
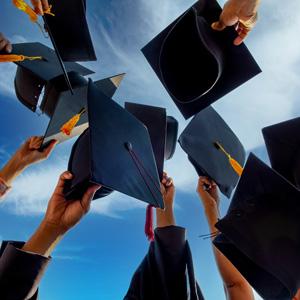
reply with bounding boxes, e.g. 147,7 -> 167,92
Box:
142,0 -> 261,119
65,79 -> 164,207
125,102 -> 178,179
262,117 -> 300,188
12,42 -> 93,113
43,0 -> 96,62
213,153 -> 300,299
42,73 -> 125,146
178,106 -> 245,198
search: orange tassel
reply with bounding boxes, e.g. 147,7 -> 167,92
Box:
0,55 -> 42,63
12,0 -> 38,22
60,108 -> 86,136
44,5 -> 55,16
214,142 -> 244,176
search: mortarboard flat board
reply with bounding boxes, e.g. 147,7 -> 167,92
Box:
262,117 -> 300,188
178,106 -> 245,198
43,0 -> 96,62
213,153 -> 300,299
64,79 -> 164,207
125,102 -> 179,180
142,0 -> 261,119
12,42 -> 94,113
41,73 -> 125,147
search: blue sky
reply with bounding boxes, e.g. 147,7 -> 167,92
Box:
0,0 -> 299,299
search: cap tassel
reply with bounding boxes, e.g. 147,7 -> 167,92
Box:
214,142 -> 244,176
12,0 -> 38,22
145,204 -> 154,242
0,55 -> 42,63
60,108 -> 86,136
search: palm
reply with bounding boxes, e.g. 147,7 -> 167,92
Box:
44,172 -> 99,233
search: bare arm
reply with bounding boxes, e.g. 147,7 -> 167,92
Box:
0,137 -> 56,199
23,171 -> 100,256
197,177 -> 254,300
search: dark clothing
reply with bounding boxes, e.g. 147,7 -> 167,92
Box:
124,226 -> 204,300
0,241 -> 50,300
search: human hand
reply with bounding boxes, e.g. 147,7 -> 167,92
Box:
0,33 -> 12,53
43,171 -> 101,234
30,0 -> 50,15
211,0 -> 260,45
156,172 -> 176,228
197,177 -> 220,224
0,137 -> 57,188
13,137 -> 57,170
160,172 -> 175,209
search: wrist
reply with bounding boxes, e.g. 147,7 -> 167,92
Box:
0,155 -> 27,186
22,220 -> 64,257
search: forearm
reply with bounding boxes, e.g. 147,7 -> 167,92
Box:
22,221 -> 64,257
0,155 -> 27,186
156,204 -> 176,228
204,208 -> 254,300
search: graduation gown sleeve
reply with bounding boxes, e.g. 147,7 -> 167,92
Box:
0,241 -> 51,300
124,225 -> 204,300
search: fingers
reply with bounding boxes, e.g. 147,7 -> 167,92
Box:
211,1 -> 239,31
31,0 -> 44,15
161,172 -> 173,187
29,136 -> 43,150
55,171 -> 73,195
81,184 -> 101,213
198,177 -> 216,191
0,33 -> 12,53
41,0 -> 50,11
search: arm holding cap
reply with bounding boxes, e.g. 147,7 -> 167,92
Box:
0,137 -> 57,200
197,177 -> 254,300
211,0 -> 260,45
23,171 -> 100,256
156,172 -> 176,228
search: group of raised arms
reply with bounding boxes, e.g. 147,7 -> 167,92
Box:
2,0 -> 299,300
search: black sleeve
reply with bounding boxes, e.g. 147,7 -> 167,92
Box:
0,241 -> 51,300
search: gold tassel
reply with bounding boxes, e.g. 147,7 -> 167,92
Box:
214,142 -> 244,176
60,108 -> 86,136
12,0 -> 38,22
0,55 -> 42,63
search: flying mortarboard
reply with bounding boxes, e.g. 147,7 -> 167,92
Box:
41,73 -> 125,146
12,42 -> 93,112
125,102 -> 179,179
213,153 -> 300,299
178,106 -> 245,198
43,0 -> 96,62
262,117 -> 300,188
142,0 -> 261,119
64,79 -> 164,207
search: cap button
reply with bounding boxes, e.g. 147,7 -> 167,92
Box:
124,142 -> 133,151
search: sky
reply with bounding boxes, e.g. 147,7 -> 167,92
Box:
0,0 -> 299,299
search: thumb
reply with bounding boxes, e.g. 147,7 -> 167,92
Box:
212,2 -> 239,31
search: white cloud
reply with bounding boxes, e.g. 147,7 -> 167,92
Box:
1,155 -> 146,218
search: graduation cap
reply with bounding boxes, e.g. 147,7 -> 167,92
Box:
142,0 -> 261,119
12,42 -> 94,112
64,79 -> 164,207
213,153 -> 300,299
41,73 -> 125,147
178,106 -> 245,198
262,117 -> 300,188
125,102 -> 179,179
43,0 -> 96,62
